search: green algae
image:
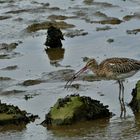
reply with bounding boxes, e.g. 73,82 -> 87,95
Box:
50,96 -> 83,120
42,94 -> 111,126
0,102 -> 38,125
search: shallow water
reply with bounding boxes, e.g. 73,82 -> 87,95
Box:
1,0 -> 140,139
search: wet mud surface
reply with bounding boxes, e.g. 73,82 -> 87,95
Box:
1,0 -> 140,140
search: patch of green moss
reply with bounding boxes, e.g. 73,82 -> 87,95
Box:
42,94 -> 111,126
50,96 -> 82,120
0,113 -> 24,125
0,113 -> 15,121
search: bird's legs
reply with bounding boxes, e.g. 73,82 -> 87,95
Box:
118,80 -> 126,118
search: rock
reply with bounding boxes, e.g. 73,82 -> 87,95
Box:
64,29 -> 88,38
0,43 -> 19,59
96,26 -> 112,31
41,94 -> 111,126
0,43 -> 18,51
0,90 -> 25,96
0,77 -> 12,81
83,0 -> 93,5
123,13 -> 140,21
0,16 -> 12,20
94,11 -> 108,18
92,17 -> 122,25
21,79 -> 44,86
26,21 -> 75,33
1,65 -> 18,70
0,102 -> 38,125
107,38 -> 114,43
48,15 -> 77,20
44,26 -> 64,48
24,93 -> 39,100
129,80 -> 140,113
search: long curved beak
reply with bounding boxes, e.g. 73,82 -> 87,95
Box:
65,66 -> 87,89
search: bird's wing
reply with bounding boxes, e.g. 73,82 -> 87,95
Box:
100,58 -> 140,74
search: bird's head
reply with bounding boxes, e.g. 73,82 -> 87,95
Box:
65,58 -> 97,89
85,58 -> 97,70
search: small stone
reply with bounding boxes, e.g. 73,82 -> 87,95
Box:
107,38 -> 114,43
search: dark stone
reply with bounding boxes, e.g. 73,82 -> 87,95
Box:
129,80 -> 140,113
44,26 -> 64,48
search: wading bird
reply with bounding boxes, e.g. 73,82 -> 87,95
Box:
65,57 -> 140,117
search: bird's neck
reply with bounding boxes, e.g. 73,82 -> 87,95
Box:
91,62 -> 99,75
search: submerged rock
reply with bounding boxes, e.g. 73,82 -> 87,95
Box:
21,79 -> 44,86
0,90 -> 25,96
0,43 -> 18,51
1,65 -> 18,70
24,93 -> 39,100
96,26 -> 112,31
107,38 -> 114,43
83,0 -> 94,5
64,29 -> 88,38
48,15 -> 76,20
0,43 -> 19,59
0,16 -> 12,20
123,13 -> 140,21
126,29 -> 140,35
0,77 -> 12,81
92,17 -> 122,25
41,94 -> 111,126
0,102 -> 38,125
26,21 -> 75,33
129,80 -> 140,113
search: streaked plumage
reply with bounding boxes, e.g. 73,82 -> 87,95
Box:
65,57 -> 140,117
86,57 -> 140,80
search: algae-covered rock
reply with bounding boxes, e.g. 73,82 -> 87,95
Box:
48,15 -> 75,20
0,15 -> 12,20
1,65 -> 18,70
26,21 -> 75,33
0,43 -> 19,59
21,79 -> 44,86
0,101 -> 38,125
64,29 -> 88,38
107,38 -> 114,43
129,80 -> 140,113
126,29 -> 140,35
96,26 -> 112,31
41,94 -> 111,126
92,17 -> 122,25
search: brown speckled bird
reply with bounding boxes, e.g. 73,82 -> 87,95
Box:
65,57 -> 140,117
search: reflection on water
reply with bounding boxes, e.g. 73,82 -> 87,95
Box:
0,124 -> 26,132
47,118 -> 110,137
45,48 -> 65,67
